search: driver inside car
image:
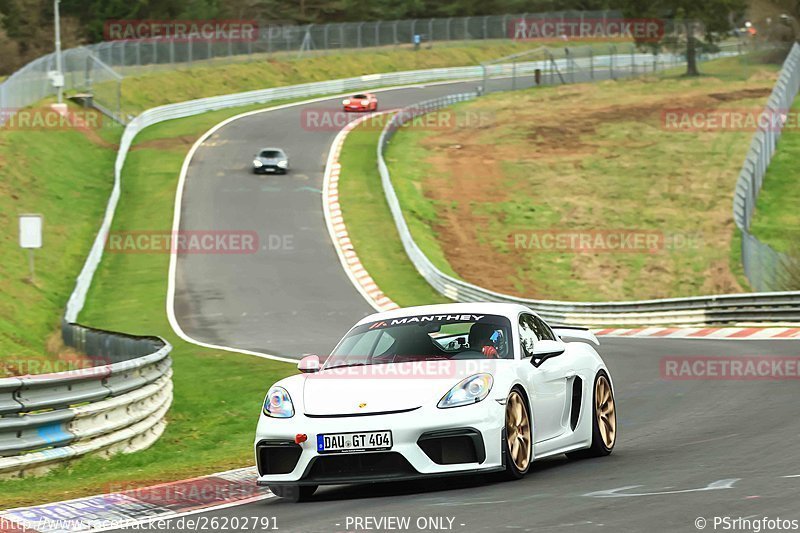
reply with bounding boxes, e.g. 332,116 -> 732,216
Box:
468,322 -> 507,358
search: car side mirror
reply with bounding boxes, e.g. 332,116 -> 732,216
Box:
298,354 -> 320,373
530,340 -> 565,367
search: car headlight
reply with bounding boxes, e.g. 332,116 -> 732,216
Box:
253,159 -> 263,168
263,386 -> 294,418
343,99 -> 350,105
362,99 -> 370,105
438,374 -> 493,409
277,160 -> 288,168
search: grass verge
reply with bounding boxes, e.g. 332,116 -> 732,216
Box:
0,105 -> 296,509
337,124 -> 448,307
381,55 -> 780,301
0,106 -> 122,369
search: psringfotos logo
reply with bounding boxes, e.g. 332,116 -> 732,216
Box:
704,516 -> 800,532
104,19 -> 258,42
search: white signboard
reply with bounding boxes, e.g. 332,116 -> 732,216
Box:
19,214 -> 43,249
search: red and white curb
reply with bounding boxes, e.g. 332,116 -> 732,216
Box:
0,467 -> 271,532
323,111 -> 400,313
594,326 -> 800,340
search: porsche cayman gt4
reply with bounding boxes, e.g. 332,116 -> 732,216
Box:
254,302 -> 617,500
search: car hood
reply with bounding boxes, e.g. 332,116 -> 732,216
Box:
257,157 -> 285,164
301,361 -> 484,416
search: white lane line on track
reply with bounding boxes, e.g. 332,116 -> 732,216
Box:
674,433 -> 739,448
583,478 -> 740,498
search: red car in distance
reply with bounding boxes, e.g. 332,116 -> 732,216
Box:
343,93 -> 378,112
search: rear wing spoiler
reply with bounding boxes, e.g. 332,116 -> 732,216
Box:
552,326 -> 599,346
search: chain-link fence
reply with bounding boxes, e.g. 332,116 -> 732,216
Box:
479,42 -> 746,94
4,9 -> 703,125
733,42 -> 800,291
0,46 -> 123,124
85,10 -> 628,73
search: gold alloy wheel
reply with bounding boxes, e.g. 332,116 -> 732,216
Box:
505,390 -> 531,472
596,375 -> 617,449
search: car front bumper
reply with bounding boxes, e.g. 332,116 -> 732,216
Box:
254,400 -> 505,486
253,165 -> 285,174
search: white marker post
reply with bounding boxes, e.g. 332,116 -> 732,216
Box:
19,214 -> 43,282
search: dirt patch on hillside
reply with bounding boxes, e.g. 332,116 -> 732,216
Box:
413,81 -> 775,299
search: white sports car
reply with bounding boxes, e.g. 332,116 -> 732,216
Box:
254,303 -> 617,500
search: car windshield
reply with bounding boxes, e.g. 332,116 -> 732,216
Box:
352,94 -> 368,99
325,313 -> 513,368
259,150 -> 283,158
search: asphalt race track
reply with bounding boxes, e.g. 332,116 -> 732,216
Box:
173,76 -> 535,357
167,79 -> 800,531
109,338 -> 799,532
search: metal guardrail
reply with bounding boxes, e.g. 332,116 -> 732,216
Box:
378,94 -> 800,326
0,322 -> 172,477
733,42 -> 800,291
